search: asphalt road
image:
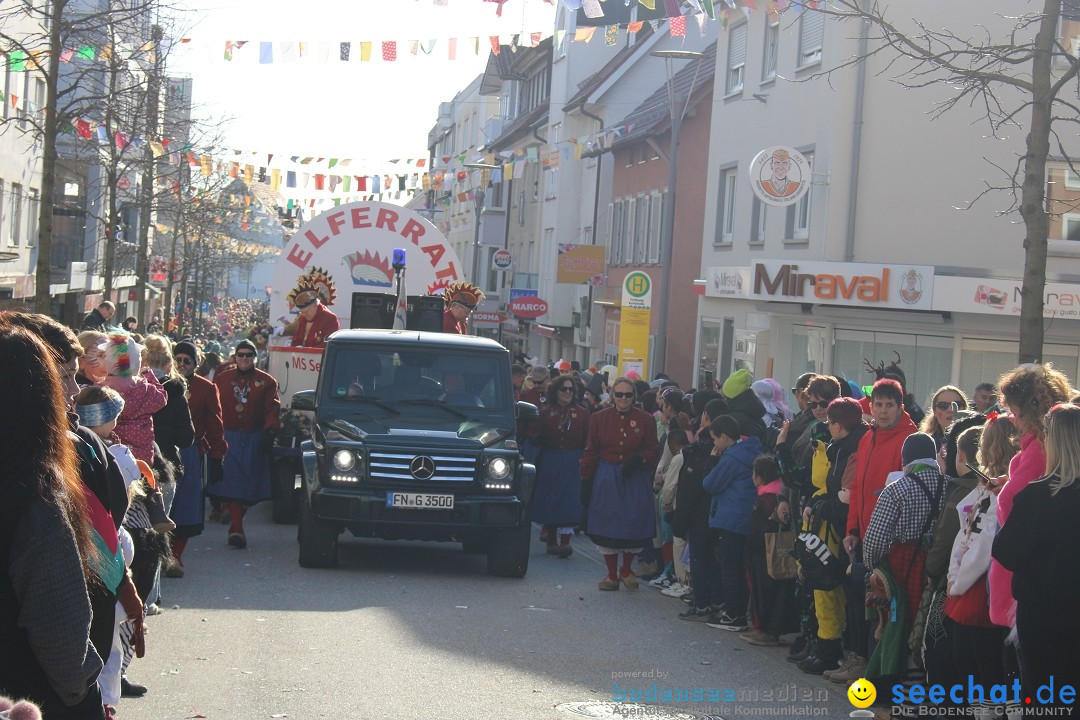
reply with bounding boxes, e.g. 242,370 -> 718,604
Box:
118,505 -> 857,720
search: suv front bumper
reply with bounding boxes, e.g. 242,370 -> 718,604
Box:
312,487 -> 526,531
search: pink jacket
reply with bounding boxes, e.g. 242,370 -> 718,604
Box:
988,432 -> 1046,627
109,370 -> 168,465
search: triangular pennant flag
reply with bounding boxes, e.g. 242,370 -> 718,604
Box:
604,25 -> 618,45
670,15 -> 687,36
574,27 -> 597,42
259,42 -> 273,64
9,50 -> 28,71
627,20 -> 644,33
639,0 -> 656,9
582,0 -> 604,19
490,36 -> 501,55
340,42 -> 351,61
381,41 -> 396,61
76,46 -> 95,60
359,41 -> 372,61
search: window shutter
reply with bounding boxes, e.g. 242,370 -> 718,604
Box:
714,174 -> 727,244
785,203 -> 796,239
750,197 -> 761,245
649,192 -> 663,263
799,11 -> 824,62
624,196 -> 636,263
729,23 -> 748,68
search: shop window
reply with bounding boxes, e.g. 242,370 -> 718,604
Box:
833,330 -> 953,410
959,339 -> 1078,399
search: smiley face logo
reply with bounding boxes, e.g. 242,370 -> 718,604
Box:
847,678 -> 876,709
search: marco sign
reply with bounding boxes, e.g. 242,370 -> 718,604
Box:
749,260 -> 935,310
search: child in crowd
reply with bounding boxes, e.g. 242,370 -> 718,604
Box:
101,332 -> 167,465
742,454 -> 798,646
657,428 -> 690,597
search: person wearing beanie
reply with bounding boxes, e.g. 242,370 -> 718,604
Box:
102,333 -> 168,465
861,431 -> 946,642
721,369 -> 767,440
212,338 -> 280,549
74,385 -> 126,439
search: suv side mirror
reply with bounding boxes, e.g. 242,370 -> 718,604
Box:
292,389 -> 316,412
516,401 -> 539,421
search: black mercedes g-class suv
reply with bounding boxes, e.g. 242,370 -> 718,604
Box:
291,329 -> 538,577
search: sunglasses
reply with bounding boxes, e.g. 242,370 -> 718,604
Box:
236,352 -> 256,359
807,400 -> 831,410
934,401 -> 958,412
453,300 -> 476,311
612,391 -> 634,399
176,357 -> 195,366
297,298 -> 318,309
558,386 -> 575,393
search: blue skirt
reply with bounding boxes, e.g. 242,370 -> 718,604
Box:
211,429 -> 271,505
586,459 -> 656,549
520,439 -> 540,465
171,444 -> 205,538
532,447 -> 584,527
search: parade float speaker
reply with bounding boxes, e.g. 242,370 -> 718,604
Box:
350,292 -> 395,329
407,295 -> 444,332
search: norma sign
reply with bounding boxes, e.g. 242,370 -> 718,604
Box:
492,249 -> 512,270
508,296 -> 549,319
748,146 -> 811,208
473,310 -> 508,324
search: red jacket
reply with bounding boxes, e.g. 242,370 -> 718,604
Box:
187,373 -> 228,459
579,406 -> 660,480
290,304 -> 340,347
847,411 -> 918,539
214,367 -> 281,433
442,308 -> 466,335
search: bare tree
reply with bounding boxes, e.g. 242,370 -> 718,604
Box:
0,0 -> 171,314
812,0 -> 1080,363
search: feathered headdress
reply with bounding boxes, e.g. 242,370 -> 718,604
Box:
287,267 -> 337,309
440,281 -> 485,309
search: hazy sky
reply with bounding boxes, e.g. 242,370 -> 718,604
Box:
167,0 -> 557,164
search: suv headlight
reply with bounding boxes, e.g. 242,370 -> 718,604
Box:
330,448 -> 363,484
484,456 -> 513,490
333,449 -> 356,472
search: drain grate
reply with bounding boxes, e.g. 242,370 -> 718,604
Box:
555,701 -> 704,720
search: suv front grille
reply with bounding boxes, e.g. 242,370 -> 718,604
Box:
368,451 -> 477,483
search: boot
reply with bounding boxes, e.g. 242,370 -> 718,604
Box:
557,534 -> 573,558
822,650 -> 856,681
786,634 -> 812,663
798,638 -> 843,675
828,653 -> 868,684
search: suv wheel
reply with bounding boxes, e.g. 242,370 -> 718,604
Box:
271,456 -> 299,524
298,493 -> 339,568
486,524 -> 530,578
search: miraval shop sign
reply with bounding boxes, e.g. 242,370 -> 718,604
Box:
932,275 -> 1080,318
749,260 -> 935,310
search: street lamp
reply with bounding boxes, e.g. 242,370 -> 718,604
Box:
463,162 -> 500,289
650,49 -> 703,380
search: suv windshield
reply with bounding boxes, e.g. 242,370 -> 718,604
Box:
324,345 -> 509,412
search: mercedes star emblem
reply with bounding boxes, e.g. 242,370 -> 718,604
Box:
410,455 -> 436,480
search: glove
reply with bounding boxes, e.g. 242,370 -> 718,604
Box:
620,455 -> 644,476
116,574 -> 143,620
260,429 -> 276,454
207,456 -> 224,485
580,477 -> 593,508
273,325 -> 286,337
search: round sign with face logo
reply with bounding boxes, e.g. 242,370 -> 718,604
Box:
748,146 -> 811,208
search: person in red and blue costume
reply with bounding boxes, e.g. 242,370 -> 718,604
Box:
441,282 -> 485,335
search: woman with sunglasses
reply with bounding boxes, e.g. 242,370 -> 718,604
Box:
580,377 -> 660,590
532,375 -> 589,558
167,341 -> 228,574
920,385 -> 969,450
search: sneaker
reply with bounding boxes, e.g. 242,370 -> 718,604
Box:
620,572 -> 639,590
682,594 -> 693,604
120,677 -> 148,697
598,576 -> 620,591
648,573 -> 673,589
144,603 -> 163,617
557,544 -> 574,559
104,704 -> 118,720
546,544 -> 560,555
678,606 -> 713,621
662,581 -> 692,598
634,560 -> 659,579
739,628 -> 767,642
227,532 -> 247,549
706,613 -> 748,631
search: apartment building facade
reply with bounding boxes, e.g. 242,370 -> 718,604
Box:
697,2 -> 1080,404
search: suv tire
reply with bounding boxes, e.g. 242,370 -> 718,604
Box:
271,456 -> 299,524
486,524 -> 530,578
298,493 -> 339,568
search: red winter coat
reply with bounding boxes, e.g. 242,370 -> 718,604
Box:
846,411 -> 918,539
187,372 -> 228,460
290,304 -> 340,347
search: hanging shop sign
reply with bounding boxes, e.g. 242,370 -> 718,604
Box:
932,275 -> 1080,319
748,146 -> 812,208
556,243 -> 607,285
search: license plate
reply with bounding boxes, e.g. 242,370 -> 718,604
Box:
385,492 -> 455,509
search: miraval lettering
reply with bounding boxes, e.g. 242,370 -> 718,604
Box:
754,264 -> 890,302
